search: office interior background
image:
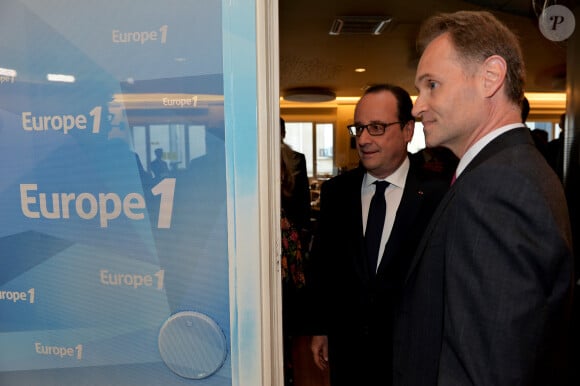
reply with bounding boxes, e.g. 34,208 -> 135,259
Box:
277,1 -> 579,385
0,0 -> 578,385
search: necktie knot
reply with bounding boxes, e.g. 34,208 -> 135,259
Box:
374,180 -> 389,194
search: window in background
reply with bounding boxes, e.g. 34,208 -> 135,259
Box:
408,122 -> 426,154
285,121 -> 334,178
527,121 -> 553,141
554,120 -> 564,139
316,123 -> 334,176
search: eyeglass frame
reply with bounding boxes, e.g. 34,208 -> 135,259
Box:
346,121 -> 403,137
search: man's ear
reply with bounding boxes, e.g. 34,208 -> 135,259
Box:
482,55 -> 507,98
403,120 -> 415,143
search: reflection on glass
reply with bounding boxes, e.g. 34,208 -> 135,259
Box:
130,123 -> 208,176
188,125 -> 207,161
133,126 -> 148,171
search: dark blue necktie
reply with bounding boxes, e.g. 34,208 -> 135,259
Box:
365,180 -> 389,275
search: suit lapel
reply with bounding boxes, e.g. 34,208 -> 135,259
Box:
464,126 -> 533,174
345,168 -> 368,280
404,186 -> 455,283
376,163 -> 424,276
403,127 -> 533,284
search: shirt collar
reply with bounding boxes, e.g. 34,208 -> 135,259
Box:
456,123 -> 522,177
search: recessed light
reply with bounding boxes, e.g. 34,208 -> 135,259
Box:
355,68 -> 366,73
283,87 -> 336,102
47,73 -> 75,83
0,68 -> 17,77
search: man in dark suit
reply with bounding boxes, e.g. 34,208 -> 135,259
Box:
546,113 -> 566,181
393,11 -> 574,386
309,84 -> 450,386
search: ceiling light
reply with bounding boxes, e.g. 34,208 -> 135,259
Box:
355,68 -> 366,73
283,87 -> 336,103
47,73 -> 75,83
0,68 -> 17,77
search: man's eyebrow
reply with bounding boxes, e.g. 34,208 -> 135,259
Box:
415,73 -> 432,84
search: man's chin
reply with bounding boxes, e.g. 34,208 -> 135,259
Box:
424,135 -> 441,149
360,160 -> 377,172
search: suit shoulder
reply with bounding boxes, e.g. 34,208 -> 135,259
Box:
409,148 -> 457,184
408,160 -> 452,195
292,150 -> 307,163
321,168 -> 363,190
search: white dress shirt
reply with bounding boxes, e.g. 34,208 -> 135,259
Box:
362,156 -> 409,271
455,123 -> 522,177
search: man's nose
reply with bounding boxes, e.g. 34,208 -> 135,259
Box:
412,95 -> 424,119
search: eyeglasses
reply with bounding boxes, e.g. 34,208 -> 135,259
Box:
347,121 -> 402,137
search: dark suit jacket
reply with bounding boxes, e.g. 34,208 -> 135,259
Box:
282,150 -> 311,233
310,158 -> 449,386
281,150 -> 312,335
393,128 -> 574,386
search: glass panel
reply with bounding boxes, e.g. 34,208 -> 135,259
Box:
149,124 -> 171,177
132,125 -> 148,172
168,124 -> 186,171
146,124 -> 189,176
284,122 -> 313,177
315,123 -> 334,177
189,124 -> 207,162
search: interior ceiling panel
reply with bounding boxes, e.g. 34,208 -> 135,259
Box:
279,0 -> 571,98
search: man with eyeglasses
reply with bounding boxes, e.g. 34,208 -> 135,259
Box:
308,84 -> 450,386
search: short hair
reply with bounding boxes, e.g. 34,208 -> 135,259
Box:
416,11 -> 525,105
521,97 -> 530,123
362,84 -> 415,125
